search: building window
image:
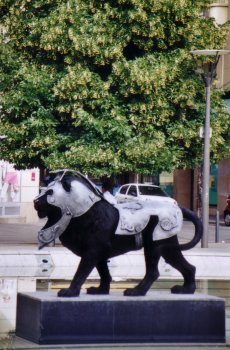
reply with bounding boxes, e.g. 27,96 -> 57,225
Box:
159,172 -> 173,197
210,164 -> 218,206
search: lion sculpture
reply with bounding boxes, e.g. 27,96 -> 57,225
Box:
34,170 -> 203,297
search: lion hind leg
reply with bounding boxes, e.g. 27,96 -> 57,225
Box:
124,268 -> 160,296
124,246 -> 161,296
161,246 -> 196,294
124,217 -> 160,297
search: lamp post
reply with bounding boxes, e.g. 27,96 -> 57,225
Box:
191,49 -> 230,248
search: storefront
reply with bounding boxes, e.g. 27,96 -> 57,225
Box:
0,160 -> 40,223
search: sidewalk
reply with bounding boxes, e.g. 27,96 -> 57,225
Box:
0,216 -> 227,244
0,219 -> 230,280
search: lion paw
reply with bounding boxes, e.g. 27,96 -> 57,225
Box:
57,288 -> 80,297
171,284 -> 196,294
124,288 -> 147,296
87,287 -> 109,295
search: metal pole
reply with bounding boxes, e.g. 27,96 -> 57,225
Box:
190,50 -> 230,247
215,210 -> 219,243
201,78 -> 211,248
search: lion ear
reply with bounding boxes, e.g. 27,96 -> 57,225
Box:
61,179 -> 72,192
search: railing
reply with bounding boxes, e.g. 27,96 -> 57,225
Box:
0,203 -> 20,216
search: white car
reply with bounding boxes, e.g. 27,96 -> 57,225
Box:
115,183 -> 177,205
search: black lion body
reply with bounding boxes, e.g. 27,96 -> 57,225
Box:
34,173 -> 203,297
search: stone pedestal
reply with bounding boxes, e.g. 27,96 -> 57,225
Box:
16,291 -> 225,344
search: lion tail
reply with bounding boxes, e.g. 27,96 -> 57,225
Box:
179,208 -> 203,251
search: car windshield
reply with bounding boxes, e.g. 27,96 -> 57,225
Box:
138,186 -> 168,197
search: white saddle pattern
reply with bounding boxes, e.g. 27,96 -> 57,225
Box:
115,201 -> 183,241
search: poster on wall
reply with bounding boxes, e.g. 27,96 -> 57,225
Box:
0,161 -> 21,203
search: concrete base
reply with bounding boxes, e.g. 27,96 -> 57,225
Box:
16,291 -> 225,344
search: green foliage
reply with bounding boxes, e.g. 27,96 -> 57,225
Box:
0,0 -> 230,176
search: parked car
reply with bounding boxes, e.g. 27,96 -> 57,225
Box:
115,183 -> 176,205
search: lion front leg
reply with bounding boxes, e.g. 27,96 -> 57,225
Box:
87,260 -> 112,295
58,257 -> 95,297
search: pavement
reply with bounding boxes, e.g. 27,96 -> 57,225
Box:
0,216 -> 229,245
0,218 -> 230,281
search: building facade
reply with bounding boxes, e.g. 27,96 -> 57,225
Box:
0,160 -> 39,223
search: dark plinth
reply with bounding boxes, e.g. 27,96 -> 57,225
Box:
16,291 -> 225,344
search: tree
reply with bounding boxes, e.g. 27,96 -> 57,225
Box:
0,0 -> 229,177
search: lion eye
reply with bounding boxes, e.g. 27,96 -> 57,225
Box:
46,189 -> 53,196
